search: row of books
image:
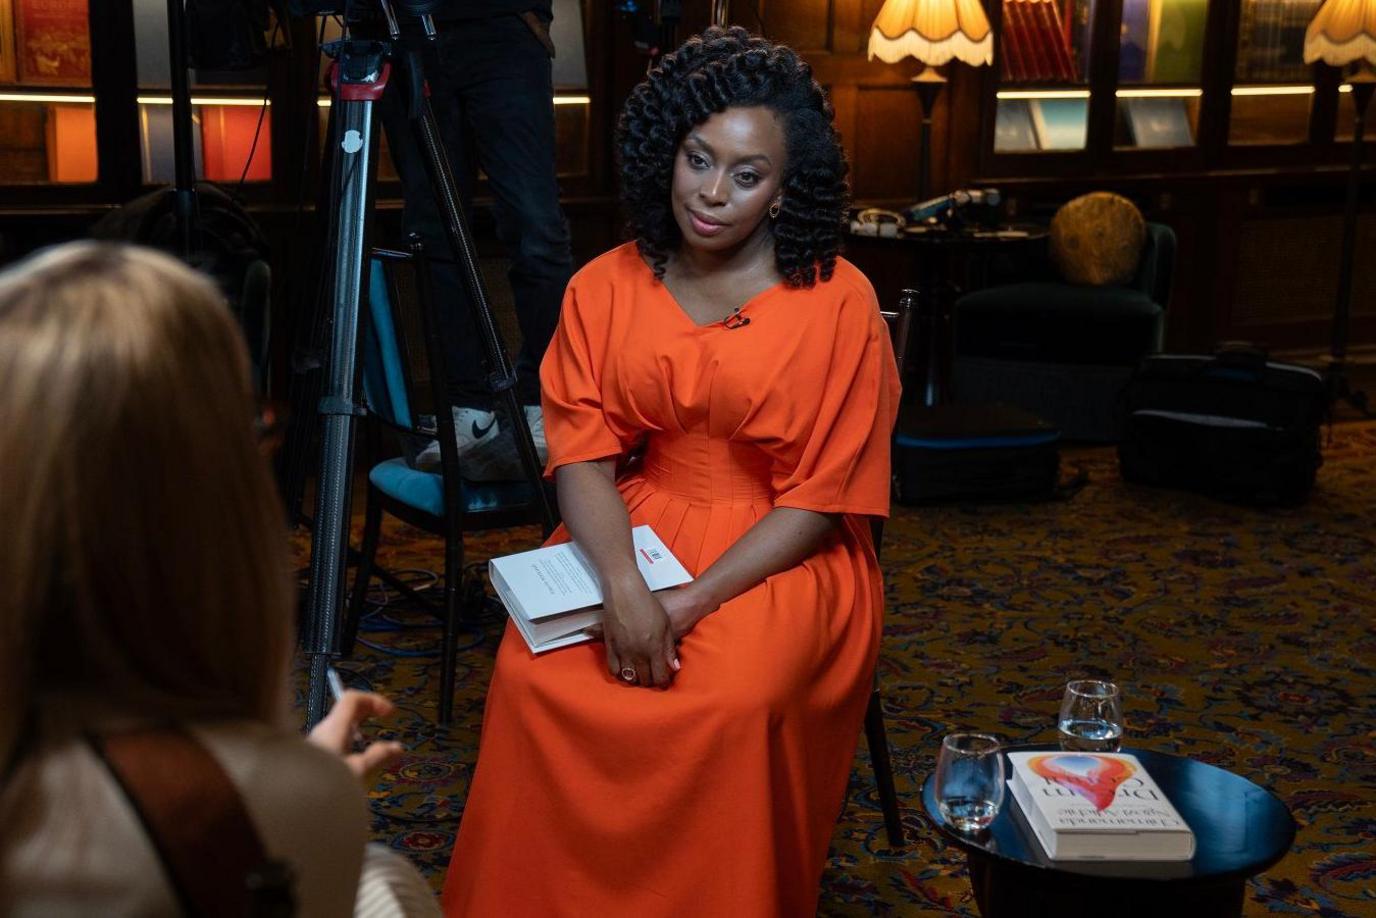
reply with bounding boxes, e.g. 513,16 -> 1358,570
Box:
40,103 -> 270,184
1001,0 -> 1080,85
1235,0 -> 1324,83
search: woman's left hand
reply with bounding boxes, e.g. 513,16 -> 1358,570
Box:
658,584 -> 720,641
584,584 -> 720,646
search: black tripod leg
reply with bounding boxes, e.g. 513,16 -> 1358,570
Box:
409,96 -> 558,534
302,49 -> 389,730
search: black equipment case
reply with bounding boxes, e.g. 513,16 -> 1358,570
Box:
892,402 -> 1062,504
1117,350 -> 1326,505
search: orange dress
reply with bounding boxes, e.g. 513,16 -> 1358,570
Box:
442,242 -> 900,917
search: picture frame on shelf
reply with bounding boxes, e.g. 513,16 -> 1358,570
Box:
1029,98 -> 1089,150
14,0 -> 90,87
1124,96 -> 1195,148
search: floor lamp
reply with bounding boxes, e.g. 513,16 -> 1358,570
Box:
867,0 -> 993,203
1306,0 -> 1376,413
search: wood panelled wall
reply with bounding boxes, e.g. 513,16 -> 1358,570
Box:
757,0 -> 980,201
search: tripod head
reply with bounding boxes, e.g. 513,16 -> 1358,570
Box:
289,0 -> 444,36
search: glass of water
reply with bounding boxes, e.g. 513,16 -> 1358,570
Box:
1058,680 -> 1124,751
935,733 -> 1005,834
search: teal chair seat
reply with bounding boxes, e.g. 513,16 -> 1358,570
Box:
346,250 -> 551,724
368,457 -> 535,518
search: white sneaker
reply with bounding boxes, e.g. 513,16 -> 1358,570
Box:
523,405 -> 548,464
413,407 -> 546,481
452,407 -> 524,481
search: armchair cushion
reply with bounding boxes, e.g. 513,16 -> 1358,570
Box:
954,282 -> 1165,365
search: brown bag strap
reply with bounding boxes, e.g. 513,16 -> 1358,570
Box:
84,724 -> 296,918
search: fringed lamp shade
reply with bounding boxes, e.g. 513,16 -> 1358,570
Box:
867,0 -> 995,66
1304,0 -> 1376,66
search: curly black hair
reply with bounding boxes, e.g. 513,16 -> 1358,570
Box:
615,26 -> 850,288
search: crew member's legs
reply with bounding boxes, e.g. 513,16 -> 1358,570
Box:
442,15 -> 572,473
377,18 -> 571,479
458,15 -> 572,411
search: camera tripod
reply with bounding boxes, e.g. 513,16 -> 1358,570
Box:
294,3 -> 557,728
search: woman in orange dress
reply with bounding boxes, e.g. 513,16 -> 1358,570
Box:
443,27 -> 899,917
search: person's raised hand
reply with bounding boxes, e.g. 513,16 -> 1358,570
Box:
307,689 -> 405,786
599,582 -> 679,689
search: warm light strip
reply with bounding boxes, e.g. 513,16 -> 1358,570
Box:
0,92 -> 96,104
1000,85 -> 1342,101
1116,88 -> 1203,98
996,89 -> 1091,100
1232,85 -> 1315,96
137,96 -> 270,106
316,94 -> 591,108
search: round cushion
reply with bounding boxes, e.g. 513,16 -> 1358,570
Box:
1049,192 -> 1146,286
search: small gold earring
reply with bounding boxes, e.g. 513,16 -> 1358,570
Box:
769,200 -> 781,219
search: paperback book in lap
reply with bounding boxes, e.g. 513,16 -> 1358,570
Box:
1008,751 -> 1195,861
490,525 -> 692,653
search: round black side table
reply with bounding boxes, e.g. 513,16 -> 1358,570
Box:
921,745 -> 1296,918
847,224 -> 1048,407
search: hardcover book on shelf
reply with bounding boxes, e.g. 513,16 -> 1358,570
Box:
1031,0 -> 1077,82
489,525 -> 693,654
1008,751 -> 1195,861
1000,0 -> 1030,83
201,104 -> 272,183
1,0 -> 17,84
995,100 -> 1040,152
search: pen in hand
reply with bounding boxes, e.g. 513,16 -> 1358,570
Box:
327,666 -> 367,751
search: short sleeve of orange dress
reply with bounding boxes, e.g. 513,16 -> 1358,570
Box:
538,276 -> 629,475
768,274 -> 900,518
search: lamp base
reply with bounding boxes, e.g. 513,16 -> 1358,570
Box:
1327,60 -> 1373,418
912,68 -> 948,204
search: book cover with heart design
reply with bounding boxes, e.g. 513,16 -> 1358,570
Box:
1008,751 -> 1195,860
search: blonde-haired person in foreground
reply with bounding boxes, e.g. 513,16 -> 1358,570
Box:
0,242 -> 439,917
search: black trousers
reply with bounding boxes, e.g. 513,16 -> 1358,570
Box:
378,14 -> 573,409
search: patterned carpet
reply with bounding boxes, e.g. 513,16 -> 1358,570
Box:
292,422 -> 1376,916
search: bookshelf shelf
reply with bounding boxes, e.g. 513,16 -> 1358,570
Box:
980,0 -> 1359,168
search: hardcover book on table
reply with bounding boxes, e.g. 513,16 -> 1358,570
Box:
490,525 -> 693,654
1008,751 -> 1196,861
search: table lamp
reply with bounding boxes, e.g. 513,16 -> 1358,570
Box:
1305,0 -> 1376,411
868,0 -> 994,201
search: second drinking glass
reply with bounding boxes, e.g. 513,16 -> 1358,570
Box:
1058,679 -> 1124,751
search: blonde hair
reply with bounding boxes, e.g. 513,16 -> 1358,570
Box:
0,242 -> 292,764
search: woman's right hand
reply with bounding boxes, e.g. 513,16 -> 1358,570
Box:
600,580 -> 680,688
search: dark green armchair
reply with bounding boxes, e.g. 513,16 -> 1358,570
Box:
951,222 -> 1176,441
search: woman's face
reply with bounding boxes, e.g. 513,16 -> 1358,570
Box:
670,106 -> 787,256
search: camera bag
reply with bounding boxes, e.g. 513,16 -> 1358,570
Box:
1117,349 -> 1326,505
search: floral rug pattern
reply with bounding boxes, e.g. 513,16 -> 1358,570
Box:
292,423 -> 1376,916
